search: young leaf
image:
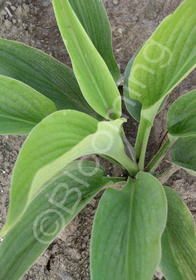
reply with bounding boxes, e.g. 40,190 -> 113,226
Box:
91,172 -> 167,280
52,0 -> 122,120
0,160 -> 120,280
167,90 -> 196,137
123,52 -> 142,122
160,186 -> 196,280
0,38 -> 100,118
123,52 -> 168,123
69,0 -> 120,83
0,75 -> 56,135
170,136 -> 196,175
0,110 -> 137,237
128,0 -> 196,110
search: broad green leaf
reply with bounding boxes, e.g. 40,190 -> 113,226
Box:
52,0 -> 122,120
0,160 -> 121,280
0,75 -> 56,135
0,110 -> 137,237
0,38 -> 100,118
170,136 -> 196,175
160,186 -> 196,280
123,52 -> 142,122
69,0 -> 120,83
0,110 -> 97,236
128,0 -> 196,110
167,90 -> 196,137
91,172 -> 167,280
123,53 -> 167,122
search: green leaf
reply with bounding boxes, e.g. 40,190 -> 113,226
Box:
0,75 -> 56,135
68,0 -> 120,83
0,160 -> 119,280
0,110 -> 97,236
91,172 -> 167,280
0,110 -> 137,237
124,47 -> 168,122
123,52 -> 142,122
52,0 -> 122,120
170,136 -> 196,175
128,0 -> 196,110
160,186 -> 196,280
167,90 -> 196,137
0,38 -> 100,118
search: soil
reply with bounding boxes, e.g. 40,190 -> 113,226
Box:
0,0 -> 195,279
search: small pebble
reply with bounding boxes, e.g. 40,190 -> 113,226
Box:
10,5 -> 16,11
12,18 -> 16,24
113,0 -> 119,6
15,6 -> 22,17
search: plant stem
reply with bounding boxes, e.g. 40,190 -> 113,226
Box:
134,98 -> 165,171
121,130 -> 136,162
102,153 -> 138,177
145,136 -> 177,172
135,117 -> 152,170
121,155 -> 138,177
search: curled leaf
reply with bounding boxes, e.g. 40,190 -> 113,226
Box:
167,90 -> 196,137
52,0 -> 122,119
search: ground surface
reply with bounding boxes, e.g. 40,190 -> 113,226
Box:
0,0 -> 195,279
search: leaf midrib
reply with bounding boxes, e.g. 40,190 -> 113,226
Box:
0,113 -> 37,126
125,183 -> 136,278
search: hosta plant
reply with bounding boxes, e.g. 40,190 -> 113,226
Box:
0,0 -> 196,279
